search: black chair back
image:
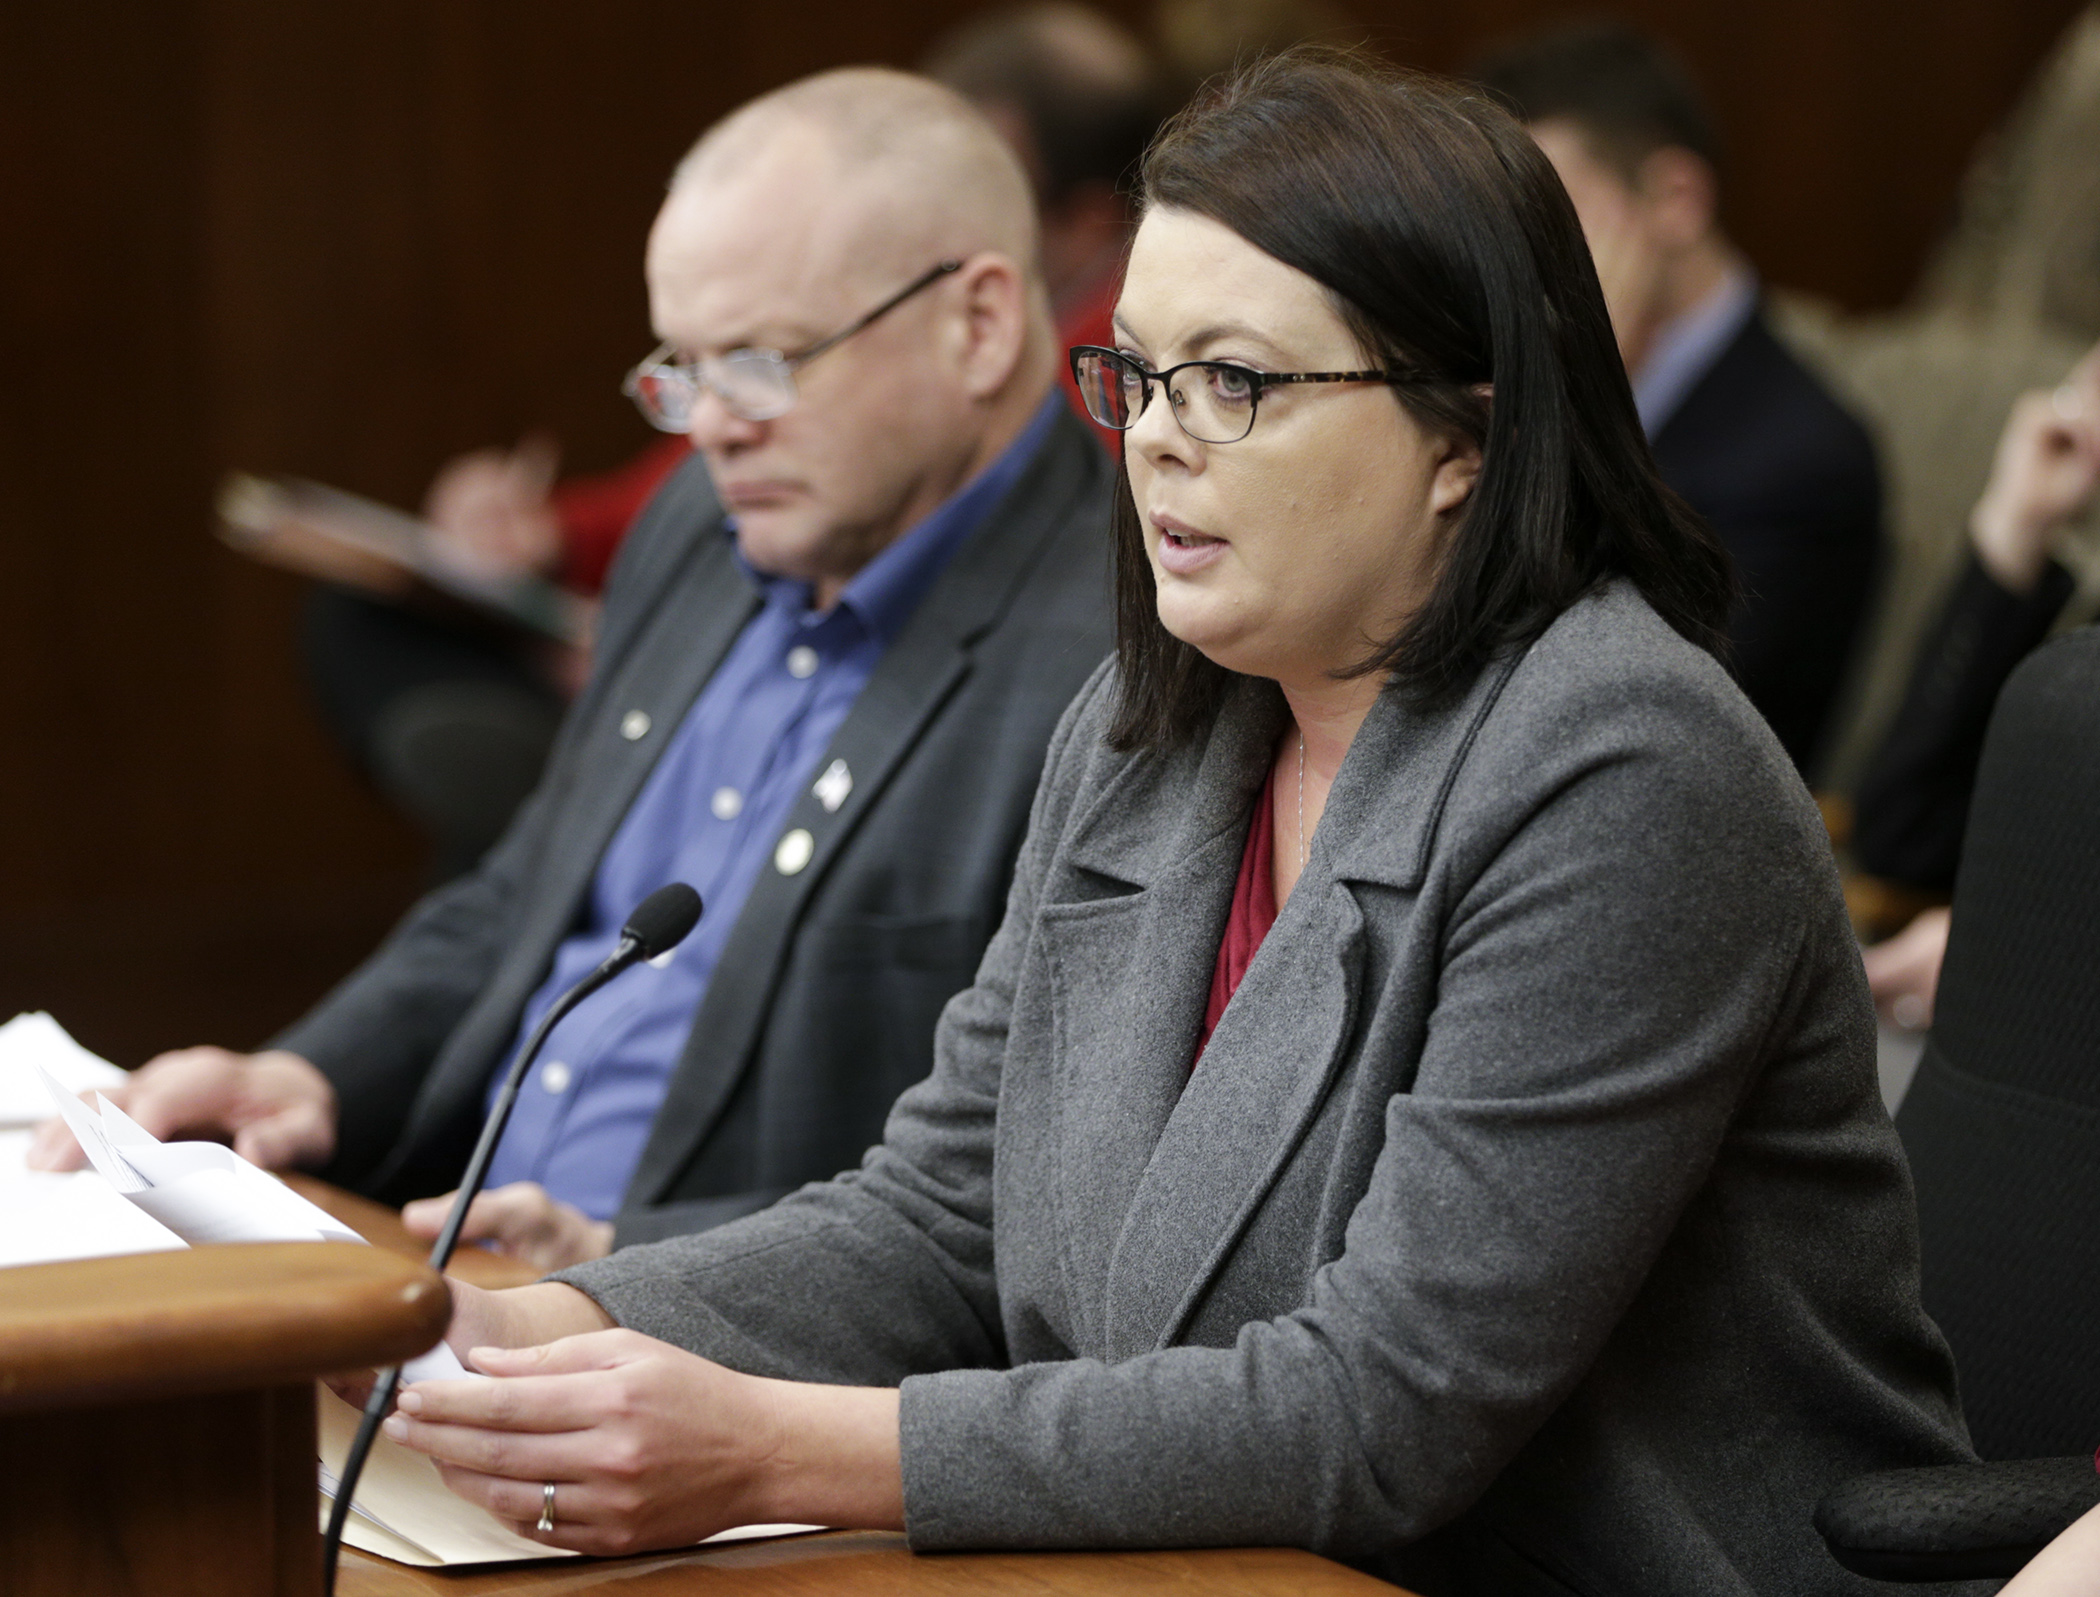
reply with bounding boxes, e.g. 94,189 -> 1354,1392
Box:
1896,625 -> 2100,1460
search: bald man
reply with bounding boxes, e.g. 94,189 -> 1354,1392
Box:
33,69 -> 1113,1263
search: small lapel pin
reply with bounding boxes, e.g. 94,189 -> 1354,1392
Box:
812,758 -> 853,814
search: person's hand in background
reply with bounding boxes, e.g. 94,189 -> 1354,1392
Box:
424,433 -> 565,579
1971,342 -> 2100,593
26,1046 -> 336,1172
402,1181 -> 614,1271
1863,906 -> 1952,1032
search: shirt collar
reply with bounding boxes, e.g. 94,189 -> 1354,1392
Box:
728,389 -> 1064,644
1632,264 -> 1758,438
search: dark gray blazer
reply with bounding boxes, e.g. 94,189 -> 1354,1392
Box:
560,581 -> 1977,1594
280,407 -> 1114,1242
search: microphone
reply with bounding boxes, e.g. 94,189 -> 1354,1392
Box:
322,882 -> 702,1594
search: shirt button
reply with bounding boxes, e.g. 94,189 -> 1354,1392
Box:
710,786 -> 743,820
774,828 -> 815,875
620,709 -> 651,741
540,1060 -> 572,1094
786,645 -> 819,679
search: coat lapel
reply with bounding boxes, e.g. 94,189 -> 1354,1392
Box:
1097,848 -> 1367,1358
528,535 -> 755,931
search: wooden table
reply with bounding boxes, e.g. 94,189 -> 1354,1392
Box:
338,1532 -> 1404,1595
285,1179 -> 1410,1595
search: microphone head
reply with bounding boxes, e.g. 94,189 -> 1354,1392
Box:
623,882 -> 702,961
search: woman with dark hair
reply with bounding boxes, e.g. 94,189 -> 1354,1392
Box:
379,51 -> 1973,1593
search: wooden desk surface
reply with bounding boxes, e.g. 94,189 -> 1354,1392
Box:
339,1531 -> 1407,1595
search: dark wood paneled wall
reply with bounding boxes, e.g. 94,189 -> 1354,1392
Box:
0,0 -> 2084,1059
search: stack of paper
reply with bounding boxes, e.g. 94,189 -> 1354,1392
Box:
0,1013 -> 184,1268
20,1059 -> 466,1379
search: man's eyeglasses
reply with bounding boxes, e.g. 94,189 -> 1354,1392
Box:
1069,345 -> 1409,445
625,260 -> 963,431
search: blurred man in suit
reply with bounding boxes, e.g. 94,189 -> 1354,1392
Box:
34,68 -> 1113,1267
1477,23 -> 1883,773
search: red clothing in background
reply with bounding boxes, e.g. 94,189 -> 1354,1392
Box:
1195,764 -> 1281,1066
550,433 -> 692,594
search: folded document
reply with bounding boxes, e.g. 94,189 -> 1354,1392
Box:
42,1074 -> 366,1244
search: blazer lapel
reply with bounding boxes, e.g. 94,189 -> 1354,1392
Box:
1099,881 -> 1366,1358
1038,679 -> 1286,1350
376,505 -> 758,1187
626,413 -> 1107,1205
531,533 -> 755,927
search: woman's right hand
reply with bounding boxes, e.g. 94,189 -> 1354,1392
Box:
325,1279 -> 614,1411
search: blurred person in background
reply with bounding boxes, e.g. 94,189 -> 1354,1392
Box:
303,434 -> 689,883
304,6 -> 1158,875
924,2 -> 1164,427
1475,22 -> 1883,776
1858,343 -> 2100,1029
36,68 -> 1113,1270
1151,0 -> 1354,103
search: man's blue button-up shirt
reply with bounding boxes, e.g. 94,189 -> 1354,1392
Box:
482,395 -> 1061,1218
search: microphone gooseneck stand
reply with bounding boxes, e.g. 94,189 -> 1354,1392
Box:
321,882 -> 702,1595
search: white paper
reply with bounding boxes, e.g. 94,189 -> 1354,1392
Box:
0,1012 -> 127,1126
15,1060 -> 476,1385
317,1387 -> 821,1567
400,1340 -> 472,1385
19,1071 -> 365,1247
0,1128 -> 35,1183
0,1170 -> 186,1268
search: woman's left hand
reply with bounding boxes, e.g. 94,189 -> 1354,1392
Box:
381,1329 -> 904,1554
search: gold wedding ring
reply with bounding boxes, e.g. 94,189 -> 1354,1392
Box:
538,1480 -> 557,1533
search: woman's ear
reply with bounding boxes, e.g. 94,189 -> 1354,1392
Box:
1429,427 -> 1485,518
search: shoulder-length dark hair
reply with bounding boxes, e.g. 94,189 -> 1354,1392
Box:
1109,47 -> 1734,749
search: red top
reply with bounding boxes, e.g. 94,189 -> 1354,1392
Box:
1195,763 -> 1282,1066
549,434 -> 694,594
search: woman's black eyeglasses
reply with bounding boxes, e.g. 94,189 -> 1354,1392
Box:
1069,345 -> 1409,444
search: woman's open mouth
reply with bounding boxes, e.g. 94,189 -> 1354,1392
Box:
1153,515 -> 1228,577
